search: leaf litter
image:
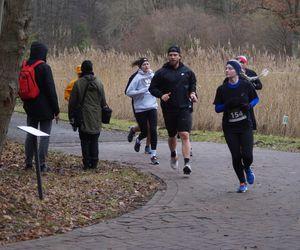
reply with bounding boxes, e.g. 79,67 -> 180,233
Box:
0,140 -> 164,244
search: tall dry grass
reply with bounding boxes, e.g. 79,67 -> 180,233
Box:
48,46 -> 300,137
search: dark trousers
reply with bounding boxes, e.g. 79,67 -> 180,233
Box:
224,128 -> 253,183
25,117 -> 52,166
135,109 -> 157,150
79,130 -> 100,168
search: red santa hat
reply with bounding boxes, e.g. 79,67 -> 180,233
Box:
236,55 -> 248,64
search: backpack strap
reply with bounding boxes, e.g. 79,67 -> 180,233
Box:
23,60 -> 45,68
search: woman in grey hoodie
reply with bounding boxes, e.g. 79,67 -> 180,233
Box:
126,58 -> 159,165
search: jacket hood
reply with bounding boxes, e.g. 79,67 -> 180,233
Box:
29,42 -> 48,62
138,68 -> 153,75
82,75 -> 99,90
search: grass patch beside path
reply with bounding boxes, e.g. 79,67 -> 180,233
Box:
13,107 -> 300,153
105,118 -> 300,153
0,141 -> 164,244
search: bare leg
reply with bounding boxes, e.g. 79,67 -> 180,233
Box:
168,136 -> 177,153
179,131 -> 191,159
132,125 -> 140,133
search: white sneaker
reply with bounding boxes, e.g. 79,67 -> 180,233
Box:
170,156 -> 179,170
183,164 -> 192,175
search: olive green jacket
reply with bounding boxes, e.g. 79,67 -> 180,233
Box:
68,74 -> 106,134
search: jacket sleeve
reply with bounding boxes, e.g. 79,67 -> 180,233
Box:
124,71 -> 138,94
100,83 -> 107,107
149,72 -> 163,98
213,86 -> 224,113
125,76 -> 148,97
253,78 -> 262,90
189,71 -> 197,94
248,84 -> 259,106
68,82 -> 79,120
44,65 -> 60,115
246,68 -> 262,90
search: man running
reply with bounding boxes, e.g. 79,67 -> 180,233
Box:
149,45 -> 198,175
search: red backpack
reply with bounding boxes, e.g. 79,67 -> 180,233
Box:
19,60 -> 44,100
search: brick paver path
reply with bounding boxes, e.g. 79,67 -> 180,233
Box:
2,112 -> 300,250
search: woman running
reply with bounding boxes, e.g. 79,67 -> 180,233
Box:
125,66 -> 151,154
213,59 -> 259,193
126,57 -> 159,165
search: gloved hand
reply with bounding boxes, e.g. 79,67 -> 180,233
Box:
240,103 -> 250,113
239,96 -> 250,112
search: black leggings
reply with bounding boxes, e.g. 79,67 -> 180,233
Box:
224,128 -> 253,183
135,109 -> 157,150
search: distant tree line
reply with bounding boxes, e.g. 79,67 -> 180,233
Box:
29,0 -> 300,57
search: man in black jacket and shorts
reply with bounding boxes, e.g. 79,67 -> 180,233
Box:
149,45 -> 198,175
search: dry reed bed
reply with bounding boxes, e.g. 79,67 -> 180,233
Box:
49,47 -> 300,137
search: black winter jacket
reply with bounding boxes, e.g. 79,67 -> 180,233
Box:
241,68 -> 262,90
23,42 -> 60,120
149,62 -> 197,111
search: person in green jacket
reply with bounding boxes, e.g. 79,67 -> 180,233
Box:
68,60 -> 107,170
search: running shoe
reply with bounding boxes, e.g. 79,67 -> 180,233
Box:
134,138 -> 141,152
127,127 -> 135,142
170,156 -> 179,170
144,146 -> 152,154
151,156 -> 159,165
183,164 -> 192,175
237,184 -> 248,193
245,168 -> 255,184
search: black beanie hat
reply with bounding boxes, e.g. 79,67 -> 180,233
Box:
138,57 -> 149,67
167,45 -> 181,54
226,59 -> 241,75
81,60 -> 93,73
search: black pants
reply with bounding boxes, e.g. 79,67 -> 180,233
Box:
25,117 -> 52,167
135,109 -> 157,150
79,130 -> 100,168
224,128 -> 253,183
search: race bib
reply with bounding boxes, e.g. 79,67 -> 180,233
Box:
228,107 -> 247,123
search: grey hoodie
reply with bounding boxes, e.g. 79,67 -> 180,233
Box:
126,69 -> 157,113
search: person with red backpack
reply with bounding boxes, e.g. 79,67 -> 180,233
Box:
21,41 -> 60,172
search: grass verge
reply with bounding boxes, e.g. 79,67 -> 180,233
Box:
14,106 -> 300,153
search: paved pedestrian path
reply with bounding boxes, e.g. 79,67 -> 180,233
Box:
2,112 -> 300,250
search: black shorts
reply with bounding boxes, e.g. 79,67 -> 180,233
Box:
163,109 -> 192,137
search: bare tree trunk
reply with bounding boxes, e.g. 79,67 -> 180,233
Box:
0,0 -> 5,34
0,0 -> 31,156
